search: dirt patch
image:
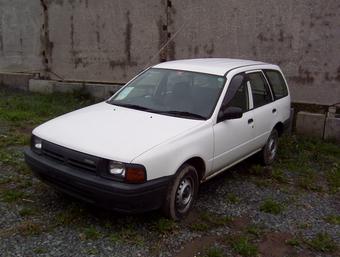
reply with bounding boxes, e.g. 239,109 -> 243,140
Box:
174,235 -> 219,257
258,232 -> 295,257
230,216 -> 251,231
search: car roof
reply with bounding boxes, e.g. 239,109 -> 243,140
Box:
152,58 -> 270,76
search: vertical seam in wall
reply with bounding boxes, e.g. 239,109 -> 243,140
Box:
40,0 -> 51,77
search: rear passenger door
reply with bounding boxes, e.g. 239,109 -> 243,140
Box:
247,71 -> 276,149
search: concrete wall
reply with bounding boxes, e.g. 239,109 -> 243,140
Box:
0,0 -> 44,72
169,0 -> 340,105
0,0 -> 339,105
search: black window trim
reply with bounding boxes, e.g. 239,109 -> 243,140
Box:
262,69 -> 289,100
217,72 -> 252,118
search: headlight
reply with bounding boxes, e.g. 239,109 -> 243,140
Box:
108,161 -> 126,177
106,160 -> 146,183
31,135 -> 42,154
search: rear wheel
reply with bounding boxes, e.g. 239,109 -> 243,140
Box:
261,129 -> 279,165
162,164 -> 199,220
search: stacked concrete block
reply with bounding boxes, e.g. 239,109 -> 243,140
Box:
296,111 -> 326,138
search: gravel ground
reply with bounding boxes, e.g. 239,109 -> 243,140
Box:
0,157 -> 339,257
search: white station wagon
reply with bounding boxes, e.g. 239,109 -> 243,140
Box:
25,58 -> 291,220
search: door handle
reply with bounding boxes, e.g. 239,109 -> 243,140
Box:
272,108 -> 277,113
248,118 -> 253,124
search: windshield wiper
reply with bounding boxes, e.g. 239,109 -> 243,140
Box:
111,102 -> 154,112
159,111 -> 206,120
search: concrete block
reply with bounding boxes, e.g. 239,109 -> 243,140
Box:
0,72 -> 34,91
53,82 -> 83,93
295,111 -> 325,138
29,79 -> 54,94
324,115 -> 340,142
84,84 -> 106,99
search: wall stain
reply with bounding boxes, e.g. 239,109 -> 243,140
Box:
0,22 -> 3,53
157,18 -> 167,62
40,0 -> 54,76
70,15 -> 75,51
203,41 -> 214,56
324,67 -> 340,82
290,66 -> 315,84
125,11 -> 132,63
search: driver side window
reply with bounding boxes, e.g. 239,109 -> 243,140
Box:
222,74 -> 249,113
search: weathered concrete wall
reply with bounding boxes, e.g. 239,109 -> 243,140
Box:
0,0 -> 44,72
46,0 -> 166,82
169,0 -> 340,105
0,0 -> 339,105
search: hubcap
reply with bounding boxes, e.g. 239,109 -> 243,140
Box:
268,136 -> 277,160
176,177 -> 193,213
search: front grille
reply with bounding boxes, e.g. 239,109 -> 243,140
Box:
41,141 -> 100,173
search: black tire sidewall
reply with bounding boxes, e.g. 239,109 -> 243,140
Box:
263,129 -> 279,165
163,164 -> 199,220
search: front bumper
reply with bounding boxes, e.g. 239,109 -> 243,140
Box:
24,148 -> 172,213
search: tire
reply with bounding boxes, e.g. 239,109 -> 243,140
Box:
261,129 -> 279,166
162,164 -> 199,220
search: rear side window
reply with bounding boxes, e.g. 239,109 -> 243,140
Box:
264,70 -> 288,100
248,72 -> 272,108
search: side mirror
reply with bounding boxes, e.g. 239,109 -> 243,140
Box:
218,106 -> 243,122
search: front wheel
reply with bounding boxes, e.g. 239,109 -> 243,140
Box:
261,129 -> 279,166
162,164 -> 199,220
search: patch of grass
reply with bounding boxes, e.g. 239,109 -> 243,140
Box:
189,211 -> 233,231
323,215 -> 340,225
153,218 -> 176,233
229,236 -> 258,257
86,247 -> 99,255
285,237 -> 301,247
271,168 -> 287,183
109,224 -> 144,246
82,226 -> 101,240
259,199 -> 284,215
190,222 -> 210,232
53,204 -> 87,226
297,171 -> 322,192
326,163 -> 340,193
19,207 -> 37,217
203,246 -> 224,257
306,232 -> 337,252
252,178 -> 272,188
246,224 -> 265,238
33,247 -> 47,254
0,90 -> 94,128
1,189 -> 25,203
226,192 -> 240,204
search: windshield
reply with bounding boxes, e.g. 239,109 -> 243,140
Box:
108,68 -> 226,119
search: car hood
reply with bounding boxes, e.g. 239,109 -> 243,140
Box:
33,102 -> 203,163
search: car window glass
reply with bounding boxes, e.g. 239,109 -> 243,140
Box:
264,70 -> 288,99
227,82 -> 249,112
248,72 -> 272,108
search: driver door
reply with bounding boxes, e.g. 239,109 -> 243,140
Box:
212,74 -> 256,173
